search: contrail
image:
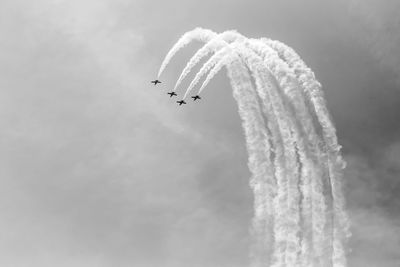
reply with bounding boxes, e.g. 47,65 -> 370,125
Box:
157,28 -> 350,267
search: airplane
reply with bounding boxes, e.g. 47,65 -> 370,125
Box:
177,100 -> 187,106
167,91 -> 177,97
151,79 -> 161,85
191,95 -> 201,101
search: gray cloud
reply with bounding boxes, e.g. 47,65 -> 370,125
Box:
1,0 -> 399,266
345,152 -> 400,266
342,0 -> 400,84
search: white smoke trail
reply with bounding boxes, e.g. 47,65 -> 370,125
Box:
157,28 -> 217,78
236,46 -> 298,267
265,39 -> 350,267
158,28 -> 243,81
163,32 -> 278,265
192,36 -> 321,266
188,41 -> 301,266
172,37 -> 222,92
256,39 -> 327,266
158,28 -> 350,267
184,45 -> 236,99
226,56 -> 276,267
198,46 -> 277,266
173,31 -> 245,93
228,37 -> 339,266
247,40 -> 329,266
171,35 -> 281,266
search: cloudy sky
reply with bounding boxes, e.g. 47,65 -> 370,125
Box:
1,0 -> 399,266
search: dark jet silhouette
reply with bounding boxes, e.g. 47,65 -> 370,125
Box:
177,100 -> 187,106
151,80 -> 161,85
167,91 -> 177,97
191,95 -> 201,101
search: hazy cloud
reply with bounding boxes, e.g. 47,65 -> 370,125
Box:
1,0 -> 399,266
342,0 -> 400,83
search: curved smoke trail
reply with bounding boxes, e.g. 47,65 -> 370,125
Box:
157,28 -> 350,267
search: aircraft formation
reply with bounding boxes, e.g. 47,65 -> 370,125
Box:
150,80 -> 201,106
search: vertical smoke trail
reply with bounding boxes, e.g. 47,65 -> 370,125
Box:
158,28 -> 349,267
247,40 -> 329,266
257,40 -> 329,266
226,58 -> 276,267
239,50 -> 296,267
207,38 -> 321,266
214,46 -> 279,267
191,43 -> 302,267
265,40 -> 350,267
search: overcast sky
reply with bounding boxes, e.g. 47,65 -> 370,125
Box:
0,0 -> 399,266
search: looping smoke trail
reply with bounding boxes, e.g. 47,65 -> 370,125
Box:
157,27 -> 217,78
184,45 -> 235,99
173,30 -> 244,93
158,29 -> 350,267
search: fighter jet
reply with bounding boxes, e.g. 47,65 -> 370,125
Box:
177,100 -> 187,106
191,95 -> 201,101
151,79 -> 161,85
167,91 -> 177,97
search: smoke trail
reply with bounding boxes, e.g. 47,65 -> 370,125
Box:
158,29 -> 350,267
172,37 -> 222,92
185,35 -> 323,265
247,40 -> 329,266
236,46 -> 299,267
227,58 -> 275,267
183,40 -> 301,266
265,39 -> 350,267
199,43 -> 300,266
157,28 -> 217,78
173,31 -> 244,93
158,28 -> 243,83
184,45 -> 237,99
171,36 -> 282,266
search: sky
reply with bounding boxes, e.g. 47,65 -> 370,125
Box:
0,0 -> 399,266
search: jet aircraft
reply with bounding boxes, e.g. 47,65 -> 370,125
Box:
191,95 -> 201,101
151,80 -> 161,85
177,100 -> 187,106
167,91 -> 177,97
